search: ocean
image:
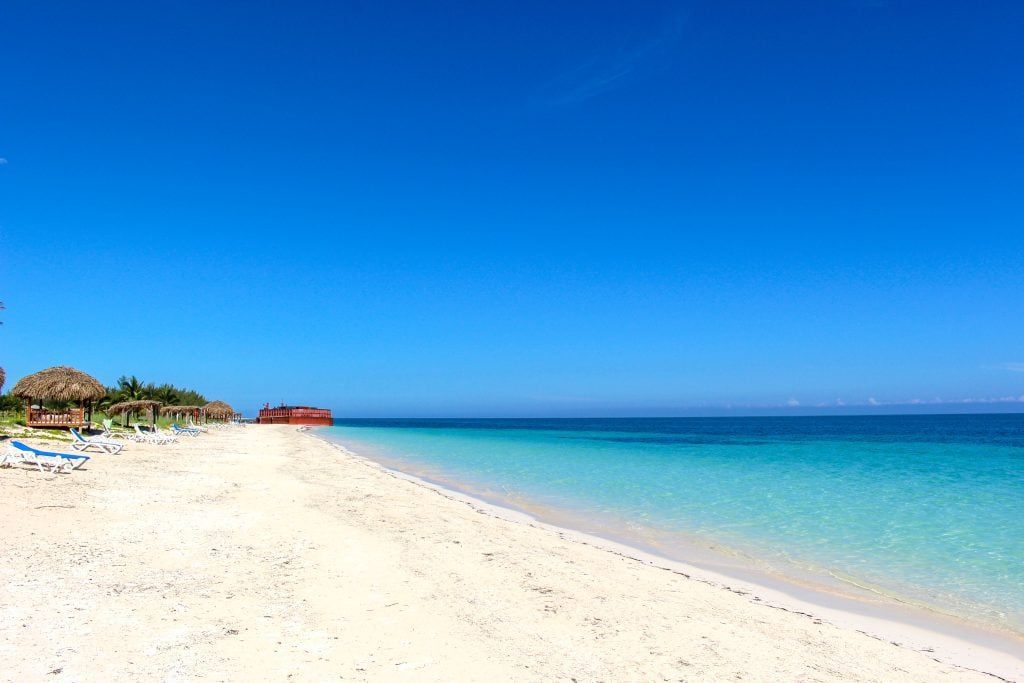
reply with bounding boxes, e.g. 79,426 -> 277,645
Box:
318,414 -> 1024,635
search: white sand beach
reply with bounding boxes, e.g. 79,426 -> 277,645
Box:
0,425 -> 1020,682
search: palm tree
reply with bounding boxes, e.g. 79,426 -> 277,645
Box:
154,385 -> 179,405
95,389 -> 117,414
116,375 -> 145,402
107,375 -> 154,425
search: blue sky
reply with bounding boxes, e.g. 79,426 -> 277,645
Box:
2,0 -> 1022,417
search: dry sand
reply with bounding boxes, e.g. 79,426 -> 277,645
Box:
0,425 -> 1020,682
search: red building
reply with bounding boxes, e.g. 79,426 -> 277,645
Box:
258,404 -> 333,426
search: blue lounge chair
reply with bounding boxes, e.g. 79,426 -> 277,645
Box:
70,428 -> 123,454
5,441 -> 90,473
171,423 -> 200,437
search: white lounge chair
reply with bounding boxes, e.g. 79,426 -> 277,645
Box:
134,425 -> 175,445
70,428 -> 123,454
155,427 -> 180,443
3,441 -> 90,473
100,425 -> 130,441
101,419 -> 127,439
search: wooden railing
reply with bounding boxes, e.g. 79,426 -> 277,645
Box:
258,406 -> 332,425
259,407 -> 332,419
27,407 -> 85,427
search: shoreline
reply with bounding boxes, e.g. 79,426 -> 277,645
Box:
2,424 -> 1020,681
312,429 -> 1024,680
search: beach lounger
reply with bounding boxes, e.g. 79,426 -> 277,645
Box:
130,425 -> 149,443
155,427 -> 179,443
186,418 -> 209,433
70,427 -> 124,454
100,419 -> 127,439
172,423 -> 201,437
134,425 -> 175,444
100,426 -> 130,441
4,441 -> 90,473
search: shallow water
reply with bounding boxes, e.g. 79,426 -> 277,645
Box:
320,415 -> 1024,633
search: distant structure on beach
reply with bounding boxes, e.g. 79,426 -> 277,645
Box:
258,403 -> 333,426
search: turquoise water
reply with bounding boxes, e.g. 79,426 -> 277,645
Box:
319,415 -> 1024,633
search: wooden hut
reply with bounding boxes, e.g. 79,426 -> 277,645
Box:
12,365 -> 106,428
203,400 -> 234,422
107,399 -> 162,428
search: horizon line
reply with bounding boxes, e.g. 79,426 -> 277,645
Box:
325,408 -> 1024,421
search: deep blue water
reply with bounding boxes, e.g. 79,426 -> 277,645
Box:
319,414 -> 1024,633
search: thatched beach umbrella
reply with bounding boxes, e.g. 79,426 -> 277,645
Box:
203,400 -> 234,421
12,365 -> 107,427
12,366 -> 106,402
107,399 -> 162,428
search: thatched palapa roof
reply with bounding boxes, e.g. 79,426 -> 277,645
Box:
107,400 -> 162,415
203,400 -> 234,419
160,405 -> 202,416
12,365 -> 106,401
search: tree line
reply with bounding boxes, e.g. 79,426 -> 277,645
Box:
0,375 -> 208,413
99,375 -> 209,411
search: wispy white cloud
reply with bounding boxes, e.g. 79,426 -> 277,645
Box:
538,10 -> 687,106
0,158 -> 8,165
955,395 -> 1024,404
852,395 -> 1024,407
769,393 -> 1024,410
554,64 -> 637,105
1002,362 -> 1024,372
